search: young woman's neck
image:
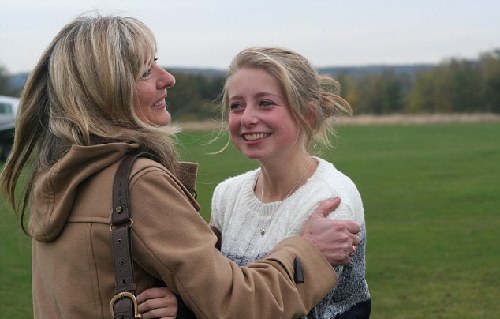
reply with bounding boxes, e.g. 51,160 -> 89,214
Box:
257,153 -> 317,203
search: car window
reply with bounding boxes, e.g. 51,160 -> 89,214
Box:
0,102 -> 14,115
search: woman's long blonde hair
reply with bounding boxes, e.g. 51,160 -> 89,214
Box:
0,14 -> 179,231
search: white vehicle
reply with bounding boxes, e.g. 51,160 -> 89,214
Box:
0,95 -> 19,161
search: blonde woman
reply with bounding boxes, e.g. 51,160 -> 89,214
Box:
210,47 -> 371,318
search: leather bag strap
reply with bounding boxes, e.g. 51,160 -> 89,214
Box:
110,152 -> 154,319
109,151 -> 196,319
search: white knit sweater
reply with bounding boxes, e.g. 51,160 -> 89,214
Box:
211,157 -> 370,318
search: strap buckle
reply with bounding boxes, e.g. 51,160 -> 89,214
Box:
110,291 -> 142,319
109,218 -> 134,231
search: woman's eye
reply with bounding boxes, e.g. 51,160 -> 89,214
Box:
141,68 -> 152,79
229,103 -> 243,112
260,100 -> 274,108
141,57 -> 159,78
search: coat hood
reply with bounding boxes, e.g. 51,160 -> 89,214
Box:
29,143 -> 140,241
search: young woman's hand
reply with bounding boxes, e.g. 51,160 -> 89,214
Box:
137,286 -> 178,319
301,197 -> 360,266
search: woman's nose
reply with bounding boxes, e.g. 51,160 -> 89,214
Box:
158,68 -> 176,89
240,106 -> 258,126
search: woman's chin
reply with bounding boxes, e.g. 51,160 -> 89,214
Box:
154,112 -> 171,126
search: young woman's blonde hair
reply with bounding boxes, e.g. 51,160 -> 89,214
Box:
0,14 -> 179,230
221,46 -> 352,150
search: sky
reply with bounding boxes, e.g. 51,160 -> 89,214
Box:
1,0 -> 499,74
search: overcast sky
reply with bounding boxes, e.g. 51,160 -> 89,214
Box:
1,0 -> 499,73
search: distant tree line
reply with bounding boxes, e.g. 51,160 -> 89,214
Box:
335,49 -> 500,114
407,50 -> 500,114
1,49 -> 499,117
167,71 -> 225,121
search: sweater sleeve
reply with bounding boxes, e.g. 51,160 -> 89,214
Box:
209,182 -> 224,230
129,164 -> 337,319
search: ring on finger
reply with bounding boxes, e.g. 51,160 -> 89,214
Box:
349,246 -> 356,257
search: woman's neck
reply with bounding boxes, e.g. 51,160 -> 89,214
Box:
256,154 -> 317,203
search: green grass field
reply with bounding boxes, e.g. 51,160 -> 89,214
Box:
1,122 -> 499,318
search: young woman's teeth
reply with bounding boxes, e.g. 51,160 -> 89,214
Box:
244,133 -> 270,141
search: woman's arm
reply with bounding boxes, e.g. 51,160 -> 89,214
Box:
138,197 -> 359,318
130,163 -> 357,319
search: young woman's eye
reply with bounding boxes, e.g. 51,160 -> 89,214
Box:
259,100 -> 275,108
229,103 -> 243,112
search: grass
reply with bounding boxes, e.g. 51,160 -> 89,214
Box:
1,122 -> 499,318
0,189 -> 32,317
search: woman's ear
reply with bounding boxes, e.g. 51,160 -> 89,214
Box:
305,101 -> 317,126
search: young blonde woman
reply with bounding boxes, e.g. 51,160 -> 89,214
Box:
209,47 -> 371,318
0,15 -> 361,318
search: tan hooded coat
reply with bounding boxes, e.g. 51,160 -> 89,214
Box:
29,142 -> 336,319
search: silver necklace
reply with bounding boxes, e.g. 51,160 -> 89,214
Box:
258,158 -> 315,236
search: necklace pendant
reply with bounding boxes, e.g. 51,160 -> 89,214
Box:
260,227 -> 266,236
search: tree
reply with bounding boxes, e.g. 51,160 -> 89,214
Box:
408,71 -> 437,113
337,73 -> 361,114
444,59 -> 482,112
409,58 -> 482,113
166,71 -> 224,120
479,50 -> 500,113
353,72 -> 405,114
